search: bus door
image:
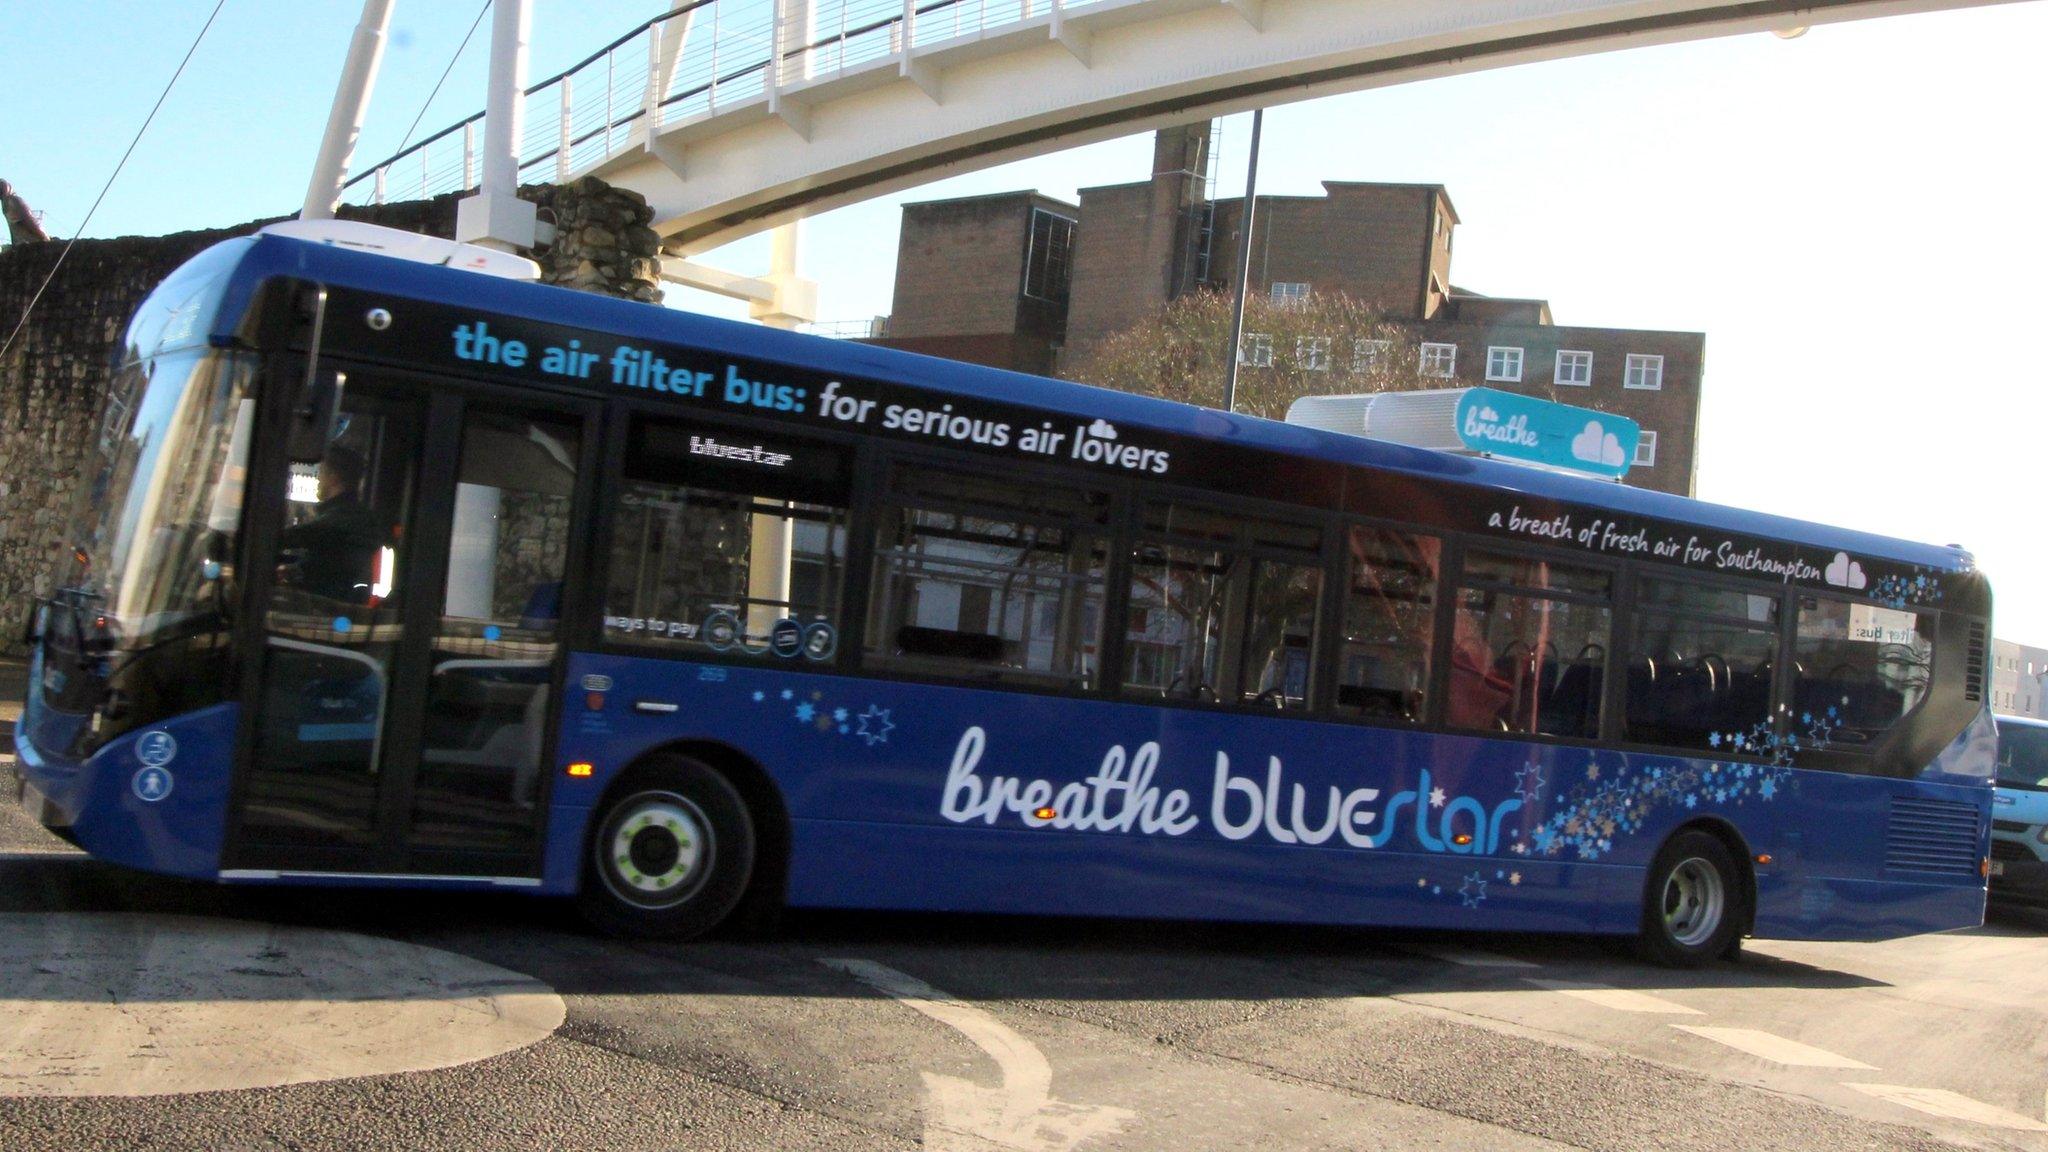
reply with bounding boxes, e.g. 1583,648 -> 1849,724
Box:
226,376 -> 596,878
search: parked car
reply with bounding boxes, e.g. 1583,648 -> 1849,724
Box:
1991,715 -> 2048,908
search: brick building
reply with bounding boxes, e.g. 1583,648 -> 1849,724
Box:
869,123 -> 1707,496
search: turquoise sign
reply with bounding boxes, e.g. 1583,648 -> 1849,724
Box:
1452,387 -> 1639,479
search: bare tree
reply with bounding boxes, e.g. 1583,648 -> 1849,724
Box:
1063,290 -> 1443,421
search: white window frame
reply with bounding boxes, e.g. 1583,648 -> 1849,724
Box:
1351,338 -> 1391,374
1270,282 -> 1310,309
1485,346 -> 1524,383
1624,353 -> 1665,391
1296,335 -> 1332,371
1634,430 -> 1658,467
1555,349 -> 1592,387
1419,342 -> 1457,378
1242,332 -> 1274,368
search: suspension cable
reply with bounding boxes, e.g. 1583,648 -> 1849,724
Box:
1,0 -> 231,366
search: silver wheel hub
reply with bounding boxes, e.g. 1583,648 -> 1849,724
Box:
1661,857 -> 1726,947
603,794 -> 710,905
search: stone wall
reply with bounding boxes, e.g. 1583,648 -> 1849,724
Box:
0,177 -> 664,654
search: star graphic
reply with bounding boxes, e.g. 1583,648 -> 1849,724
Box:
794,702 -> 816,722
780,689 -> 794,701
855,705 -> 895,746
751,691 -> 765,702
1513,763 -> 1546,802
1429,786 -> 1447,809
833,707 -> 848,722
1458,872 -> 1488,908
1416,877 -> 1428,887
1509,872 -> 1522,886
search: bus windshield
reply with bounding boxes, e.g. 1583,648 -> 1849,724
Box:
58,348 -> 256,743
1997,722 -> 2048,791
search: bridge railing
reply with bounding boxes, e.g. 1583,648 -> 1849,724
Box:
338,0 -> 1104,209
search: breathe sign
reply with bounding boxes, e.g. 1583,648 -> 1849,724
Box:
1453,387 -> 1640,480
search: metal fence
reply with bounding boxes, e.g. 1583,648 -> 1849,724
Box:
339,0 -> 1103,208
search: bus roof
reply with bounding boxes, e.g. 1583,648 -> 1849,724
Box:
204,233 -> 1972,574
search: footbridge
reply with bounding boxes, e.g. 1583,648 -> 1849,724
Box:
340,0 -> 2004,255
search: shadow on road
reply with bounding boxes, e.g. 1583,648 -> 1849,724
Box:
0,852 -> 1910,1007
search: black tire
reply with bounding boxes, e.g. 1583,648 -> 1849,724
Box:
576,757 -> 756,940
1636,830 -> 1744,968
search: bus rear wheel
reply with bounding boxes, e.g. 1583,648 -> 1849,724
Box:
577,757 -> 756,940
1636,830 -> 1743,968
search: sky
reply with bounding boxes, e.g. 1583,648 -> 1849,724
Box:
6,1 -> 2047,638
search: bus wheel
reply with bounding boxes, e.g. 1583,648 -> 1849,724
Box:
577,758 -> 756,940
1636,830 -> 1743,968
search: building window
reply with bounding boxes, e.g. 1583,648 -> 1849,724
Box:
1242,332 -> 1274,368
1297,336 -> 1332,371
1555,350 -> 1592,387
1352,339 -> 1391,373
1625,353 -> 1665,391
1420,342 -> 1457,378
1022,208 -> 1076,303
1270,281 -> 1310,308
1634,430 -> 1658,467
1485,346 -> 1524,382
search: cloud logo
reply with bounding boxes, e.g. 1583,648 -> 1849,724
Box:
1087,419 -> 1118,441
1571,421 -> 1625,467
1825,552 -> 1868,590
1476,406 -> 1499,423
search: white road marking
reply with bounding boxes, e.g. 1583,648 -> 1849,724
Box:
1523,979 -> 1704,1015
1411,946 -> 1539,969
1845,1084 -> 2048,1131
821,957 -> 1134,1152
0,913 -> 563,1097
1671,1026 -> 1875,1068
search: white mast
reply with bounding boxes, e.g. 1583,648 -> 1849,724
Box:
302,0 -> 395,221
457,0 -> 539,252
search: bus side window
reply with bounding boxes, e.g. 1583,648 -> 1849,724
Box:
1447,549 -> 1611,738
1335,526 -> 1439,724
864,464 -> 1108,688
1791,596 -> 1931,747
602,418 -> 849,658
1122,502 -> 1322,710
1623,576 -> 1778,754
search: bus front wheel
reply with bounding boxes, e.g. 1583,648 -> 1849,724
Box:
577,757 -> 757,940
1636,830 -> 1744,968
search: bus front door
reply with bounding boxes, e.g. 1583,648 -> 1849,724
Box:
226,380 -> 594,880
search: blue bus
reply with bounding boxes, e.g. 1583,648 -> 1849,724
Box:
14,230 -> 1995,965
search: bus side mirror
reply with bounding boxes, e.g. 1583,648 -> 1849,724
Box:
288,369 -> 346,463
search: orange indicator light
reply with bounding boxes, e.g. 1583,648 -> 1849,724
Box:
1452,833 -> 1473,846
1033,806 -> 1057,820
566,762 -> 595,778
585,692 -> 606,711
1755,854 -> 1774,866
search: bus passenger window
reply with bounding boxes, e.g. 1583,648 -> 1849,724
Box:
1123,502 -> 1323,708
603,419 -> 848,658
1337,527 -> 1439,723
865,465 -> 1108,688
1241,559 -> 1321,710
1448,550 -> 1611,738
1791,596 -> 1931,747
1624,577 -> 1778,753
